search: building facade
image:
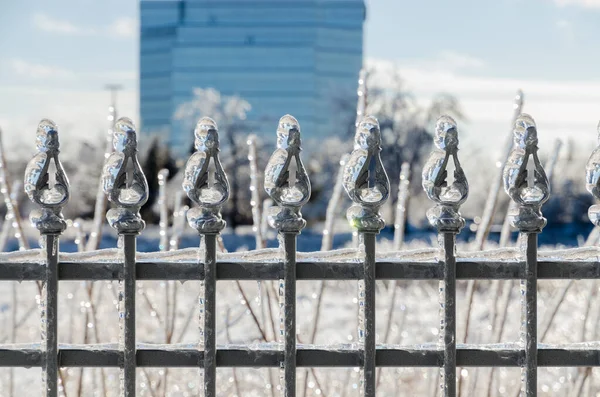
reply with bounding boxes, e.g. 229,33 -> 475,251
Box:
140,0 -> 365,157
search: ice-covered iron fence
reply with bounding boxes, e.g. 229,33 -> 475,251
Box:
2,113 -> 600,397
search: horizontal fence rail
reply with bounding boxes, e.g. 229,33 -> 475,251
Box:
3,111 -> 600,397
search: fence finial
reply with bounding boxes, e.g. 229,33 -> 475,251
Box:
102,117 -> 148,234
343,115 -> 390,233
24,119 -> 70,234
422,115 -> 468,232
586,120 -> 600,226
183,117 -> 230,234
264,114 -> 310,233
503,113 -> 550,232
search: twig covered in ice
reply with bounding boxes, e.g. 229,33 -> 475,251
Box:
393,162 -> 411,250
0,129 -> 28,250
474,90 -> 523,250
247,135 -> 265,249
321,154 -> 349,251
158,169 -> 170,251
86,105 -> 116,251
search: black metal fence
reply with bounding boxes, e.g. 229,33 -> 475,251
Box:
2,113 -> 599,397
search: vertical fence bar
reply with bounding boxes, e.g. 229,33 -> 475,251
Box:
204,233 -> 217,395
264,115 -> 311,396
362,232 -> 376,397
343,116 -> 389,397
122,233 -> 137,397
283,232 -> 298,397
44,233 -> 59,397
502,114 -> 548,397
523,232 -> 538,397
422,116 -> 468,397
102,118 -> 149,397
442,232 -> 457,397
24,120 -> 70,397
182,117 -> 230,397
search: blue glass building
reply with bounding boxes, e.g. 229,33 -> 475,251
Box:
140,0 -> 366,157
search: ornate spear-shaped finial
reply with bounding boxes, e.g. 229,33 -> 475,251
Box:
343,115 -> 390,233
503,114 -> 550,233
264,115 -> 310,233
24,119 -> 70,234
422,116 -> 469,232
102,117 -> 149,234
586,121 -> 600,226
183,117 -> 230,234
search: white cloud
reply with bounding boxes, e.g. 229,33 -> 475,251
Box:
398,50 -> 486,73
32,13 -> 95,35
553,0 -> 600,8
7,59 -> 136,84
10,59 -> 75,80
437,50 -> 486,70
108,17 -> 137,39
0,85 -> 138,157
32,13 -> 136,39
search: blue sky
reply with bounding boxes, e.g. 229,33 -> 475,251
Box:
1,0 -> 599,156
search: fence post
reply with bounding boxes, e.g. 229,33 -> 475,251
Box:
24,119 -> 70,397
502,114 -> 549,397
343,115 -> 390,397
183,117 -> 230,397
264,115 -> 311,397
102,117 -> 149,397
422,116 -> 468,397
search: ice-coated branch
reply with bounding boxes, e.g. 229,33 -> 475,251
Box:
264,115 -> 310,234
183,117 -> 230,234
422,115 -> 468,233
393,162 -> 411,249
355,68 -> 368,130
343,115 -> 389,233
0,129 -> 28,249
86,104 -> 117,250
24,119 -> 70,234
169,191 -> 188,251
586,121 -> 600,228
158,168 -> 170,251
247,134 -> 265,247
474,90 -> 524,248
502,114 -> 550,233
101,117 -> 149,234
321,154 -> 349,251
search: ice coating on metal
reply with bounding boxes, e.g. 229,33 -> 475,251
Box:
102,117 -> 148,234
503,114 -> 550,233
421,116 -> 468,233
24,119 -> 70,234
343,116 -> 389,233
182,117 -> 230,234
586,121 -> 600,226
264,115 -> 310,233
